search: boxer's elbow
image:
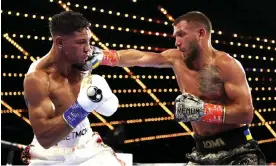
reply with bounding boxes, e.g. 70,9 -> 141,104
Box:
238,104 -> 254,124
36,136 -> 54,149
226,103 -> 254,124
243,104 -> 254,124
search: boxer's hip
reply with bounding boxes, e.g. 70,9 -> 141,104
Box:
22,132 -> 113,165
194,125 -> 254,153
186,125 -> 266,165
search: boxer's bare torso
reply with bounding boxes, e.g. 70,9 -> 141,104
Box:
26,56 -> 83,117
171,50 -> 241,136
24,56 -> 87,147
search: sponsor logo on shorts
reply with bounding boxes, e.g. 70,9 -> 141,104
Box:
63,128 -> 88,140
203,138 -> 226,148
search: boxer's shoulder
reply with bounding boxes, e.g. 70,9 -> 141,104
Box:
213,51 -> 239,67
24,70 -> 50,92
23,70 -> 50,105
213,51 -> 244,81
25,56 -> 54,84
24,57 -> 50,91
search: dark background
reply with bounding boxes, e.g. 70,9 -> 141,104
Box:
1,0 -> 276,164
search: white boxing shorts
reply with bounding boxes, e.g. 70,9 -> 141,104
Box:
21,118 -> 125,166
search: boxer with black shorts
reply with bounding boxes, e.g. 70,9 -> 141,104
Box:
90,11 -> 266,165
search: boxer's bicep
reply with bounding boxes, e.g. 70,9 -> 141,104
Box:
24,72 -> 53,130
223,59 -> 252,105
221,58 -> 254,123
224,75 -> 252,107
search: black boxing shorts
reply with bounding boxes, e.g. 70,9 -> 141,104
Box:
186,125 -> 266,165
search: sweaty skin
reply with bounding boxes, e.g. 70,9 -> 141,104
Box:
24,29 -> 91,148
108,18 -> 254,136
114,49 -> 253,136
24,58 -> 83,148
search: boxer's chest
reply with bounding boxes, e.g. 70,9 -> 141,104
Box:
174,64 -> 226,102
48,73 -> 82,115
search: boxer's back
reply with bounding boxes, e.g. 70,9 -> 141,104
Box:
25,56 -> 93,148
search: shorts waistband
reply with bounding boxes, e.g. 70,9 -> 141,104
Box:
194,125 -> 253,153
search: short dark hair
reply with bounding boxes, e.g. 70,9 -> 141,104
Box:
49,11 -> 90,36
173,11 -> 212,34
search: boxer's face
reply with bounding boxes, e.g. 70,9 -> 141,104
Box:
59,28 -> 92,64
173,20 -> 200,69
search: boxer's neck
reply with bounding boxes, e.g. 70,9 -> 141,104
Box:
193,40 -> 214,70
47,45 -> 73,77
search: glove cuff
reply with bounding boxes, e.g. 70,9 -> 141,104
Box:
101,50 -> 120,66
63,100 -> 90,128
201,103 -> 225,123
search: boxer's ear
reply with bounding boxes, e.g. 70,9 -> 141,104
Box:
55,36 -> 63,48
198,28 -> 206,40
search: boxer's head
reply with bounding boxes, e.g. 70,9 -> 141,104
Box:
173,11 -> 212,69
49,11 -> 92,64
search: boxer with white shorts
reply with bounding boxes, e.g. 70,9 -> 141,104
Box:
22,11 -> 124,165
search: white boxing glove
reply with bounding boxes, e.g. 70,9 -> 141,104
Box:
63,74 -> 118,128
96,93 -> 119,116
78,74 -> 119,116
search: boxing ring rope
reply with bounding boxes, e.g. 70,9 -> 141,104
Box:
1,140 -> 27,165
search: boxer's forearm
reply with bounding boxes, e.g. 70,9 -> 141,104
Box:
100,49 -> 171,68
116,49 -> 160,67
34,115 -> 73,149
223,103 -> 254,124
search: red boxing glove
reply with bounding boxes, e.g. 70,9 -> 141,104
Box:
101,50 -> 120,66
